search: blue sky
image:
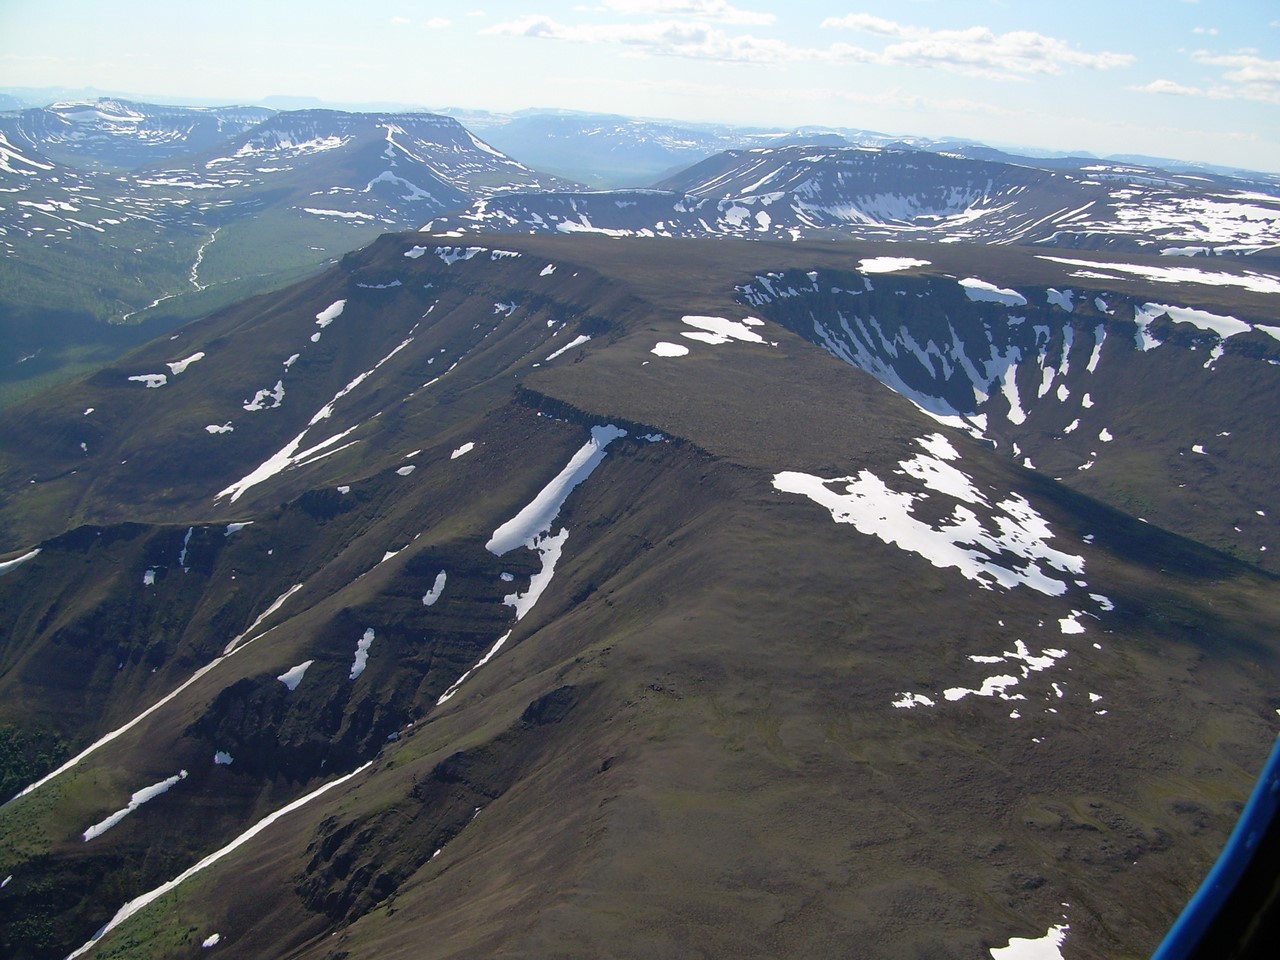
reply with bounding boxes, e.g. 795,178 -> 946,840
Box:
2,0 -> 1278,171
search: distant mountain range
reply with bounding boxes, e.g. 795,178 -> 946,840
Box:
3,96 -> 1278,412
427,144 -> 1280,254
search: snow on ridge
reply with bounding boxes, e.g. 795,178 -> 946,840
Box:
942,639 -> 1069,704
960,278 -> 1028,307
217,327 -> 414,502
243,380 -> 284,411
858,256 -> 931,274
436,245 -> 486,265
11,585 -> 306,803
1135,302 -> 1252,343
437,632 -> 511,705
82,770 -> 188,841
1037,255 -> 1280,295
450,442 -> 475,460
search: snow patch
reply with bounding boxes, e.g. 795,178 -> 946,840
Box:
773,435 -> 1084,596
277,660 -> 313,691
167,352 -> 205,375
652,342 -> 689,357
0,548 -> 40,576
422,570 -> 447,606
83,770 -> 188,841
989,923 -> 1069,960
315,300 -> 346,328
349,628 -> 374,680
960,278 -> 1027,307
859,257 -> 931,274
546,334 -> 591,361
486,425 -> 627,555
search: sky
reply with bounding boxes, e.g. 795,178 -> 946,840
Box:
2,0 -> 1278,171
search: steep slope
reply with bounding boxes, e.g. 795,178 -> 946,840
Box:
0,235 -> 1276,960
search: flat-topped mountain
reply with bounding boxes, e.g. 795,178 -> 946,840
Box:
0,232 -> 1276,960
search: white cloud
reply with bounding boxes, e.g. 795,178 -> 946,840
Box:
820,15 -> 1134,80
484,12 -> 1133,76
390,16 -> 410,25
597,0 -> 774,26
1192,26 -> 1218,37
482,16 -> 799,63
424,18 -> 451,29
1193,50 -> 1280,104
1134,78 -> 1204,96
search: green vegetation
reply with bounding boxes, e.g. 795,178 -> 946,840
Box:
0,725 -> 69,803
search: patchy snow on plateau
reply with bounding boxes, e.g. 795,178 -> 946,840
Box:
435,245 -> 486,265
772,433 -> 1083,597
